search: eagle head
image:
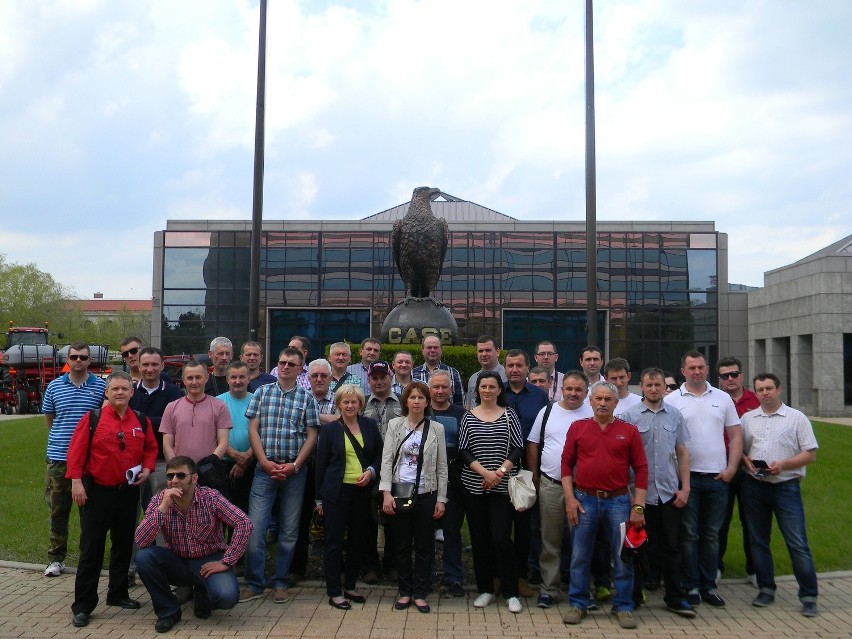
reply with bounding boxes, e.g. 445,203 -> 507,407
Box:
409,186 -> 441,215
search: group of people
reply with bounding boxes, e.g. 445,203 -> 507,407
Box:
40,334 -> 820,632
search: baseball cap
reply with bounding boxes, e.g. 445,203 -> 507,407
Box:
368,361 -> 391,377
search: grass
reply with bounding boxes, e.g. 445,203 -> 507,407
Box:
1,417 -> 849,577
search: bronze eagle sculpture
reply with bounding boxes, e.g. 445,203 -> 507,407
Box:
391,186 -> 449,299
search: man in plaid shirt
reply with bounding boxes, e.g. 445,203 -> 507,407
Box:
240,347 -> 320,605
135,455 -> 252,633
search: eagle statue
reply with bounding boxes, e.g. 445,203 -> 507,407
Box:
391,186 -> 449,299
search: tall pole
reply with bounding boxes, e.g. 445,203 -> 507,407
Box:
248,0 -> 268,343
584,0 -> 598,347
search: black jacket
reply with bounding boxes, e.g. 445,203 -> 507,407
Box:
315,415 -> 382,505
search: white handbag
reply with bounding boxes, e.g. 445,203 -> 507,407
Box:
508,468 -> 537,511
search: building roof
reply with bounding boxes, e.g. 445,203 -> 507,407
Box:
67,299 -> 152,312
361,191 -> 518,223
763,233 -> 852,286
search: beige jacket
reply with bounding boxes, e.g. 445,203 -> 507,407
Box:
379,416 -> 448,503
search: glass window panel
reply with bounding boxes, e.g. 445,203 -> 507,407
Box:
690,233 -> 717,249
164,232 -> 212,247
164,248 -> 209,288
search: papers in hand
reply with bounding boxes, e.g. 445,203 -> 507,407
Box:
126,464 -> 142,484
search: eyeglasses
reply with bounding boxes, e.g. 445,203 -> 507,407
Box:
166,472 -> 188,481
117,431 -> 125,451
719,371 -> 742,380
120,347 -> 140,358
309,373 -> 330,379
68,354 -> 90,361
666,384 -> 679,391
278,361 -> 299,368
536,352 -> 557,357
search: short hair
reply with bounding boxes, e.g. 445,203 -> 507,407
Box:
120,336 -> 144,348
360,337 -> 381,349
226,361 -> 248,374
529,366 -> 549,377
664,370 -> 675,380
289,335 -> 311,352
308,358 -> 332,375
240,341 -> 262,355
68,341 -> 90,354
580,345 -> 602,358
209,337 -> 233,352
421,335 -> 441,346
680,350 -> 706,367
474,371 -> 508,407
277,347 -> 304,365
639,367 -> 666,383
334,383 -> 365,411
106,371 -> 133,388
329,342 -> 351,355
166,455 -> 197,474
716,356 -> 742,373
476,335 -> 499,349
427,369 -> 452,385
504,349 -> 530,366
563,369 -> 590,388
138,346 -> 163,360
393,350 -> 413,364
753,372 -> 781,388
535,340 -> 557,353
182,360 -> 207,376
603,357 -> 630,376
401,381 -> 431,416
589,380 -> 618,398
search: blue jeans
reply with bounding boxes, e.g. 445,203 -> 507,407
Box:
680,472 -> 729,592
244,466 -> 307,591
740,477 -> 818,601
440,480 -> 465,584
135,547 -> 238,619
568,490 -> 633,612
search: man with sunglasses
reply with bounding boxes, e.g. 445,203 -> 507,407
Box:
41,342 -> 107,579
65,372 -> 158,627
119,336 -> 144,382
135,455 -> 252,633
716,356 -> 760,586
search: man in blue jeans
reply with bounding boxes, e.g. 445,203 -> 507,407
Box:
741,372 -> 819,617
240,347 -> 319,605
561,381 -> 648,630
135,456 -> 252,633
665,350 -> 742,608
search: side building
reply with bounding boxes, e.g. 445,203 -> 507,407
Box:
151,192 -> 738,377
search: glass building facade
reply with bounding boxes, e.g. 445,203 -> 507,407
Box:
154,209 -> 727,375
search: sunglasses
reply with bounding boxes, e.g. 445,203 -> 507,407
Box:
68,354 -> 90,361
117,431 -> 125,451
166,472 -> 189,481
719,371 -> 742,380
666,384 -> 678,391
121,347 -> 140,358
278,361 -> 299,368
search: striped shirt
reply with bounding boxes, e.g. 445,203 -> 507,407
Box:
458,408 -> 523,495
42,373 -> 106,461
245,382 -> 320,462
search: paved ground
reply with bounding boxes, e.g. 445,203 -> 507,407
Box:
1,563 -> 850,638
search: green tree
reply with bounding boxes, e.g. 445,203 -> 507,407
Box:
0,254 -> 73,338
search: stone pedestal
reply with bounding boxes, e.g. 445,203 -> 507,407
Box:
381,297 -> 458,345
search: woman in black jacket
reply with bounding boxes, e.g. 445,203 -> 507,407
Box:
315,383 -> 382,609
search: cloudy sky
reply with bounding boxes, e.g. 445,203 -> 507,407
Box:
2,0 -> 849,300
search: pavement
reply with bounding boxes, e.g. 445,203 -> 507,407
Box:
1,562 -> 850,638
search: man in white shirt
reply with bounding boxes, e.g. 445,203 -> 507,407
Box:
604,358 -> 642,415
525,371 -> 593,609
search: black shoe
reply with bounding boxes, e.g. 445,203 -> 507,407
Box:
447,582 -> 465,597
193,606 -> 212,619
329,597 -> 351,610
71,612 -> 90,628
107,598 -> 141,610
414,600 -> 430,613
686,591 -> 702,607
154,610 -> 181,633
752,592 -> 774,608
801,601 -> 818,617
344,591 -> 366,604
643,580 -> 661,591
394,598 -> 411,610
666,599 -> 697,618
700,589 -> 725,607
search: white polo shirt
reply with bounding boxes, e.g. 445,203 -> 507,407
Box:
665,383 -> 739,474
527,401 -> 594,480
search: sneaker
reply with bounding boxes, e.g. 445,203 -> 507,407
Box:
562,606 -> 587,624
435,528 -> 444,543
238,587 -> 264,603
448,582 -> 465,598
595,585 -> 612,601
44,561 -> 65,577
666,600 -> 697,618
801,601 -> 818,617
587,599 -> 600,611
507,597 -> 522,613
700,589 -> 725,607
616,610 -> 638,629
536,593 -> 554,609
752,592 -> 774,607
272,588 -> 290,604
686,589 -> 702,607
473,593 -> 495,608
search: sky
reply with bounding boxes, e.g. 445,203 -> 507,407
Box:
1,0 -> 850,300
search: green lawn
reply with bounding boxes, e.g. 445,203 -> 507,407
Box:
1,417 -> 849,576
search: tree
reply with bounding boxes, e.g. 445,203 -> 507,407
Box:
0,253 -> 72,334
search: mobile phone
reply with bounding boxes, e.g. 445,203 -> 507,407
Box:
752,459 -> 769,478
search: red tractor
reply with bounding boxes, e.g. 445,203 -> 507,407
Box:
0,322 -> 109,414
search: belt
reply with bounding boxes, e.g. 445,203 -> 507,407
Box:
574,485 -> 628,499
540,471 -> 560,484
270,458 -> 296,465
691,471 -> 718,477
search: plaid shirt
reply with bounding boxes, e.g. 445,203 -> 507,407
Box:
315,390 -> 336,416
412,363 -> 464,406
135,485 -> 252,566
245,382 -> 319,462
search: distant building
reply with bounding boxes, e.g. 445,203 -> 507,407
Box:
68,294 -> 152,324
151,192 -> 740,376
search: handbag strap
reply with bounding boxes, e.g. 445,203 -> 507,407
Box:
536,402 -> 555,470
340,420 -> 370,472
393,417 -> 429,486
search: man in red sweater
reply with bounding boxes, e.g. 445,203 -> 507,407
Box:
561,381 -> 648,630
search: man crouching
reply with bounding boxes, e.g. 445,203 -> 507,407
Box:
135,455 -> 252,633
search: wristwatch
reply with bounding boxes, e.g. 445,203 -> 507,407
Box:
498,466 -> 508,474
292,461 -> 300,474
632,504 -> 645,514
